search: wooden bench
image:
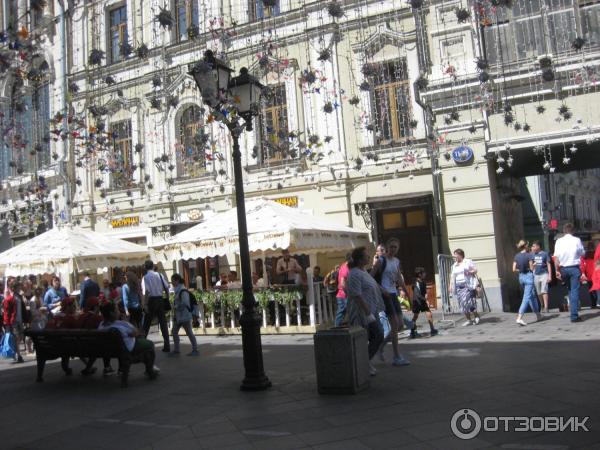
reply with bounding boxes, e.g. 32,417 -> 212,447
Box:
24,329 -> 147,387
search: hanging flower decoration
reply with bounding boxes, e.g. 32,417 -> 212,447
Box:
536,105 -> 546,114
30,0 -> 47,12
88,49 -> 105,66
150,98 -> 162,110
349,96 -> 360,106
359,80 -> 371,91
120,42 -> 133,57
105,75 -> 116,85
68,81 -> 79,94
468,124 -> 477,134
152,75 -> 162,88
455,8 -> 470,23
523,123 -> 531,132
327,1 -> 344,19
323,101 -> 334,113
317,49 -> 331,62
558,104 -> 572,120
503,112 -> 514,126
409,0 -> 424,8
155,7 -> 174,29
361,63 -> 379,78
299,68 -> 318,86
572,37 -> 585,51
168,96 -> 179,108
409,119 -> 419,129
416,75 -> 429,90
137,43 -> 150,59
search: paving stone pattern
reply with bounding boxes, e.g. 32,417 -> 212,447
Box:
1,311 -> 599,449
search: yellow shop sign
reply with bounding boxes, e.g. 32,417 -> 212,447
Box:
111,216 -> 140,228
273,196 -> 298,208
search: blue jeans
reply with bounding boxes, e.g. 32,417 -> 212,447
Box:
518,272 -> 539,315
560,266 -> 581,320
335,297 -> 347,326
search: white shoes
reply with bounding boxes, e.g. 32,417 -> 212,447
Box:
462,320 -> 472,327
516,318 -> 527,326
368,363 -> 377,376
474,317 -> 480,325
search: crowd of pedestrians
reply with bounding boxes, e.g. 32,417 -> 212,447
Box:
0,259 -> 199,374
513,223 -> 600,325
323,238 -> 439,376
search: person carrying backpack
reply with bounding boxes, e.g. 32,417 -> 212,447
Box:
169,273 -> 198,357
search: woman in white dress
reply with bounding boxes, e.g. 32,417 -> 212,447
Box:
450,249 -> 480,326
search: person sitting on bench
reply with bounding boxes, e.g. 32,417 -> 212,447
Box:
98,301 -> 159,380
78,297 -> 116,376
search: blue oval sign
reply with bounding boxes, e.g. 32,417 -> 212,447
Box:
452,146 -> 474,164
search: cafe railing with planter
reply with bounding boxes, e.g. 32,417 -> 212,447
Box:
188,279 -> 335,334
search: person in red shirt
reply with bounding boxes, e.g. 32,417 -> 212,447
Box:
334,254 -> 352,326
591,259 -> 600,293
3,279 -> 25,363
581,242 -> 598,308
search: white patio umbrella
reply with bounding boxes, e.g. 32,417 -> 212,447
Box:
0,226 -> 149,280
152,198 -> 370,262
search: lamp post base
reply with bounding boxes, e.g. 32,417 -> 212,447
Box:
239,309 -> 272,391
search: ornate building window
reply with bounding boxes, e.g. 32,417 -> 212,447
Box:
259,84 -> 288,164
250,0 -> 280,21
109,5 -> 128,64
176,105 -> 206,178
370,59 -> 411,145
175,0 -> 199,42
109,120 -> 134,190
483,0 -> 578,65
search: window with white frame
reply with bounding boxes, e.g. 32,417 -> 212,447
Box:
108,4 -> 128,64
440,36 -> 465,65
176,105 -> 207,178
109,120 -> 134,190
175,0 -> 200,42
258,83 -> 289,164
369,59 -> 412,145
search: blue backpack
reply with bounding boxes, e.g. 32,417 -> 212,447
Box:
1,332 -> 16,359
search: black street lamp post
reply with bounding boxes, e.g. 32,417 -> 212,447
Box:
190,51 -> 271,391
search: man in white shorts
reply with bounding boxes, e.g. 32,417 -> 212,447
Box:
532,240 -> 551,313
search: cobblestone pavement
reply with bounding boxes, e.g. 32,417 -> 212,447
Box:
1,310 -> 599,449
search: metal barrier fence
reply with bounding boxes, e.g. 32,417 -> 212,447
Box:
438,254 -> 491,327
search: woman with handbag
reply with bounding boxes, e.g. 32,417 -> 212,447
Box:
450,249 -> 481,326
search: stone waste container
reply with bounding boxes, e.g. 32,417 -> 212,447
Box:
313,326 -> 369,394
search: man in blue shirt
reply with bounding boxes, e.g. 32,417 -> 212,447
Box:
532,241 -> 551,313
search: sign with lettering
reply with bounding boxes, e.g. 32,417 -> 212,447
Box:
273,196 -> 298,208
111,216 -> 140,228
452,146 -> 475,165
187,209 -> 202,221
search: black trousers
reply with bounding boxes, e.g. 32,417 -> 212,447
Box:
142,297 -> 169,349
367,319 -> 384,360
128,307 -> 143,329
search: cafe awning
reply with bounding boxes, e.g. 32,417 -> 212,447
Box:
152,198 -> 370,261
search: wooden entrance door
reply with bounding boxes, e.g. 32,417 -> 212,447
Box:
376,206 -> 435,289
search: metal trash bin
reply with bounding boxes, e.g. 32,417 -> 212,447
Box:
313,326 -> 369,394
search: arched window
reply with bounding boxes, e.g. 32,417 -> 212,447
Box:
177,105 -> 206,178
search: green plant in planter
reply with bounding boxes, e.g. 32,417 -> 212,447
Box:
221,290 -> 243,311
199,291 -> 218,313
255,289 -> 274,311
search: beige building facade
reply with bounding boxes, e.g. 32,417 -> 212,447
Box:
2,0 -> 600,312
